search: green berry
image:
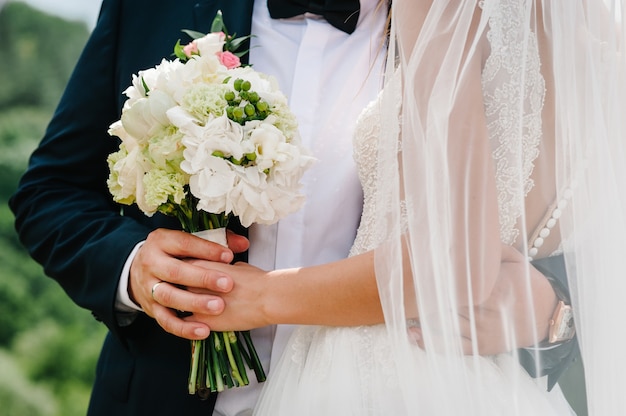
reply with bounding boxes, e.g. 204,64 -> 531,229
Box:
241,80 -> 251,91
233,78 -> 243,91
224,91 -> 236,101
232,107 -> 244,120
248,92 -> 259,103
244,103 -> 256,116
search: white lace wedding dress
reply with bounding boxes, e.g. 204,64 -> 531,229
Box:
252,86 -> 575,414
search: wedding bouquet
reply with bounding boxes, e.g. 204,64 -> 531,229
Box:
106,13 -> 314,397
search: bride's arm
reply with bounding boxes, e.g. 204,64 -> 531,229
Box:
183,243 -> 556,353
185,251 -> 382,331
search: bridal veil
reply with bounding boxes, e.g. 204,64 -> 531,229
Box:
374,0 -> 626,414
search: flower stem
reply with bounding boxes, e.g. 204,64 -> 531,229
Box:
222,331 -> 247,386
241,330 -> 267,382
188,339 -> 201,395
210,333 -> 225,392
229,333 -> 250,385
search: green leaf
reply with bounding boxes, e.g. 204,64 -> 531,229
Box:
181,29 -> 207,40
173,39 -> 188,61
210,10 -> 225,33
229,35 -> 254,52
141,77 -> 150,95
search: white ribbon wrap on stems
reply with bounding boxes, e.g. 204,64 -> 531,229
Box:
193,228 -> 227,247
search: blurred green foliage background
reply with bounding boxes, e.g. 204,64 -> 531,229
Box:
0,2 -> 106,415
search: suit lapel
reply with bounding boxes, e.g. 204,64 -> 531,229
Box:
192,0 -> 255,37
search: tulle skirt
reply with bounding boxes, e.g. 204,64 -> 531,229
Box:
254,324 -> 574,415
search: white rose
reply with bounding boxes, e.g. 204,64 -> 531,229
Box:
194,32 -> 226,57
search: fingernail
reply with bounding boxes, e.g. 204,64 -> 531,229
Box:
220,252 -> 232,263
216,276 -> 229,290
207,299 -> 221,311
194,327 -> 209,337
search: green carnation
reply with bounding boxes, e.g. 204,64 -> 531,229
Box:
182,83 -> 230,123
143,169 -> 187,209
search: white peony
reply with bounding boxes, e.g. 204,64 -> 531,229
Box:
173,110 -> 246,163
121,89 -> 177,143
108,120 -> 136,151
123,59 -> 184,107
107,144 -> 145,206
188,157 -> 239,215
229,168 -> 272,226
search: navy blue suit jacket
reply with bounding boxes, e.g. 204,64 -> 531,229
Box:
10,0 -> 253,414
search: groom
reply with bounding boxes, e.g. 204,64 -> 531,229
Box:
9,1 -> 575,415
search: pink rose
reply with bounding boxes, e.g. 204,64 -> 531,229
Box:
183,42 -> 199,58
218,51 -> 241,69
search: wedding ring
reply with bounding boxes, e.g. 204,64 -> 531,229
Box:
151,281 -> 164,301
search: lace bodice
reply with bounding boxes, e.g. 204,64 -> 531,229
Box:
349,96 -> 384,257
481,0 -> 546,245
350,4 -> 547,254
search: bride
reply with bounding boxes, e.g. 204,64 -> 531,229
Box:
197,0 -> 626,414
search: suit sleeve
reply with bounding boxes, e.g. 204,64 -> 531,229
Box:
9,0 -> 151,336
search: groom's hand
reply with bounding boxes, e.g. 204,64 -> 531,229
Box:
457,256 -> 558,355
129,228 -> 249,340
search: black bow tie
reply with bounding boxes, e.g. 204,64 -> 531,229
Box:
267,0 -> 361,34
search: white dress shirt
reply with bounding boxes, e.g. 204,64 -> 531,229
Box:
214,1 -> 387,415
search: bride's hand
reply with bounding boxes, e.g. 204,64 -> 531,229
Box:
182,259 -> 273,332
410,245 -> 558,355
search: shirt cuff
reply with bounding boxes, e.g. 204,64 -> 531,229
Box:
115,240 -> 145,314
